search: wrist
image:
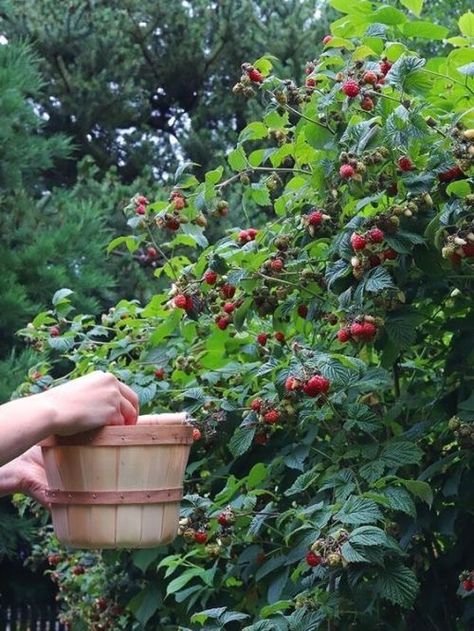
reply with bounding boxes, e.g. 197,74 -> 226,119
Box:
0,460 -> 20,497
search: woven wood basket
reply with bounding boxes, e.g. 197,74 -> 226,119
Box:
40,413 -> 192,549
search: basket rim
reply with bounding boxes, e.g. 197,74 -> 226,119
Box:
39,423 -> 194,447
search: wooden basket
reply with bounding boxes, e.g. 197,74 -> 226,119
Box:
40,414 -> 193,549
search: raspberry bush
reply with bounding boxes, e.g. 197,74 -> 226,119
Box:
17,2 -> 474,629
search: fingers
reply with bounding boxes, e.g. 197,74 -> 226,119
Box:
117,381 -> 139,418
119,398 -> 138,426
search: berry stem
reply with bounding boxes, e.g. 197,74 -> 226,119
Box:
421,68 -> 474,94
256,272 -> 323,300
268,90 -> 335,134
217,166 -> 312,190
145,225 -> 178,280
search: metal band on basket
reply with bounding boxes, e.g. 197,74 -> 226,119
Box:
45,487 -> 184,505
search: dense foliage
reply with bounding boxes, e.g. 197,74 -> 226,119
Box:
13,0 -> 474,629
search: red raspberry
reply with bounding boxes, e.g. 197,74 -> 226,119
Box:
217,513 -> 230,527
285,376 -> 301,391
439,165 -> 463,182
306,551 -> 322,567
303,375 -> 330,397
238,230 -> 249,242
173,196 -> 186,211
147,246 -> 157,257
383,248 -> 397,260
362,71 -> 378,85
154,368 -> 165,380
48,554 -> 61,566
204,270 -> 218,285
223,302 -> 235,314
264,409 -> 280,424
341,79 -> 360,98
221,284 -> 236,299
49,325 -> 60,337
379,59 -> 392,75
398,156 -> 413,172
247,68 -> 264,83
96,597 -> 107,612
361,96 -> 374,111
274,331 -> 285,343
192,428 -> 201,441
322,34 -> 333,45
337,328 -> 351,343
450,253 -> 462,265
306,78 -> 316,88
367,227 -> 384,244
361,321 -> 377,340
350,322 -> 366,338
297,304 -> 308,319
339,164 -> 355,179
463,580 -> 474,592
251,398 -> 263,412
369,254 -> 382,268
308,210 -> 323,225
270,258 -> 284,272
254,432 -> 269,446
166,218 -> 180,230
136,204 -> 146,215
185,296 -> 194,311
136,195 -> 149,206
350,233 -> 367,251
257,333 -> 268,346
462,243 -> 474,258
194,530 -> 208,544
174,294 -> 188,309
247,228 -> 258,239
216,316 -> 230,330
72,565 -> 85,576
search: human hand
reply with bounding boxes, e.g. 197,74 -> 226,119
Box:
0,446 -> 49,507
43,371 -> 139,436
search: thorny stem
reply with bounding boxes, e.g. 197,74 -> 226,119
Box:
265,89 -> 335,133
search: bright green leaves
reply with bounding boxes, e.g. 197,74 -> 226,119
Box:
227,146 -> 247,171
399,0 -> 424,17
459,11 -> 474,37
400,20 -> 449,40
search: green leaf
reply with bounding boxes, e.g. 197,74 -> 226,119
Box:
380,440 -> 423,469
376,563 -> 419,608
400,479 -> 433,506
227,146 -> 247,171
132,548 -> 160,573
250,183 -> 271,206
52,288 -> 73,306
399,0 -> 423,17
284,468 -> 317,496
181,223 -> 208,248
254,56 -> 273,76
205,166 -> 224,185
260,600 -> 292,619
229,427 -> 255,457
340,541 -> 370,563
459,11 -> 474,37
149,309 -> 182,345
446,180 -> 471,197
336,497 -> 383,525
166,568 -> 203,596
370,6 -> 407,25
385,311 -> 425,349
400,21 -> 449,40
239,122 -> 268,142
247,463 -> 267,489
127,583 -> 161,626
349,525 -> 391,546
382,486 -> 416,516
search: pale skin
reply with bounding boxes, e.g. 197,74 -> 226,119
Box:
0,371 -> 139,506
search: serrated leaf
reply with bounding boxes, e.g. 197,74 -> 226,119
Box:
376,563 -> 419,608
341,541 -> 370,563
363,266 -> 395,293
385,311 -> 425,348
400,479 -> 433,506
400,21 -> 448,40
382,486 -> 416,516
227,146 -> 247,171
380,440 -> 423,469
228,427 -> 255,457
239,122 -> 268,142
336,497 -> 383,525
284,468 -> 317,496
349,525 -> 390,547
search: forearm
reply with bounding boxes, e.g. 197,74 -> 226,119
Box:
0,395 -> 57,467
